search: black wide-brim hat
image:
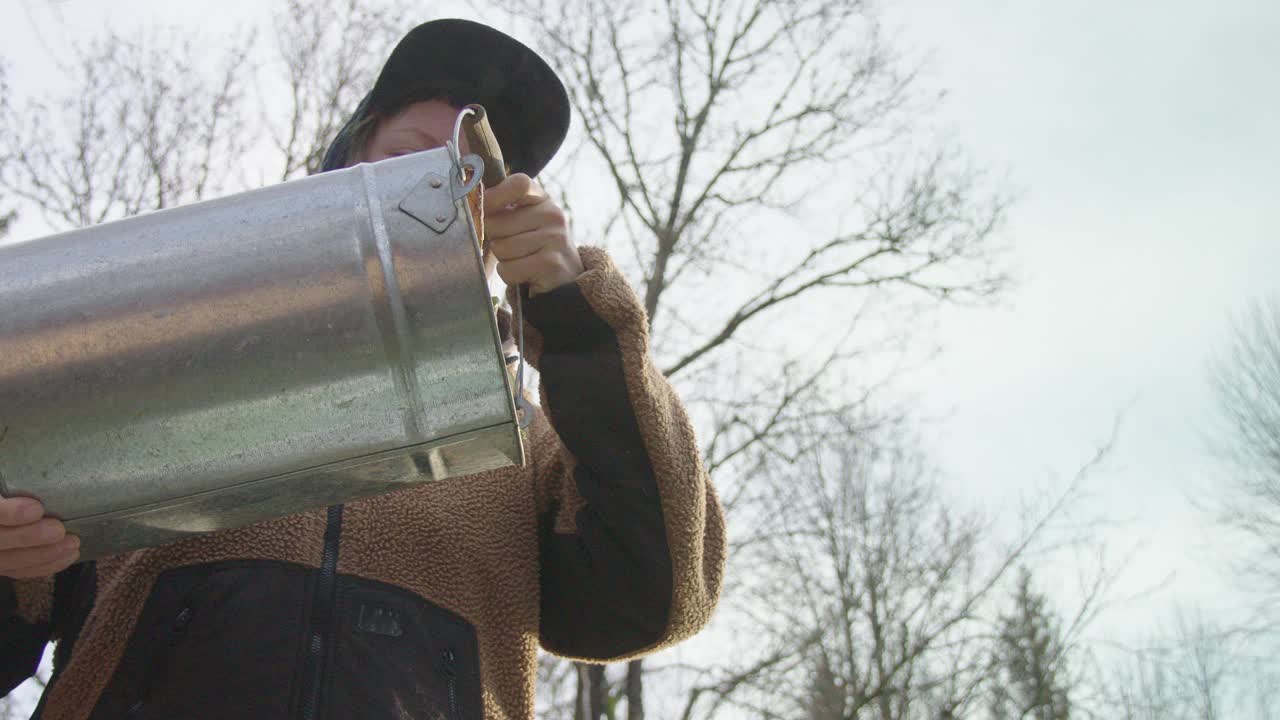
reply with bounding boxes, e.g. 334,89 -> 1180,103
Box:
320,19 -> 570,176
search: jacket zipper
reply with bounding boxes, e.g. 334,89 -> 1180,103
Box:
300,504 -> 343,720
441,648 -> 460,720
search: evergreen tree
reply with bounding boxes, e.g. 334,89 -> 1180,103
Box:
989,568 -> 1072,720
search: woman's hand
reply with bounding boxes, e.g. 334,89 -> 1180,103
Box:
0,497 -> 79,579
485,174 -> 584,296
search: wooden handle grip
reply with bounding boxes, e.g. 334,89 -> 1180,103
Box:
462,104 -> 507,188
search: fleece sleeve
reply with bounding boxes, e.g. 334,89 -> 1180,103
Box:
509,246 -> 725,662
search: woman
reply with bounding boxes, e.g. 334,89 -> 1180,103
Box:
0,18 -> 723,720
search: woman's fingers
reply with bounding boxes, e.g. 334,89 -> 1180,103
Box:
2,546 -> 80,579
0,498 -> 45,527
484,173 -> 544,209
495,243 -> 580,294
0,536 -> 79,576
486,199 -> 563,243
482,172 -> 583,294
0,517 -> 66,552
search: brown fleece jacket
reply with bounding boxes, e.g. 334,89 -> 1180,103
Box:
4,246 -> 725,720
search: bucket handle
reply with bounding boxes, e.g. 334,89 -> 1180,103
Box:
450,106 -> 534,430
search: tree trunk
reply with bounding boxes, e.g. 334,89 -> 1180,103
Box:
626,659 -> 644,720
589,664 -> 608,720
575,663 -> 590,720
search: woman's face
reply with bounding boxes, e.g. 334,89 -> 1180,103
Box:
363,99 -> 496,276
362,99 -> 470,162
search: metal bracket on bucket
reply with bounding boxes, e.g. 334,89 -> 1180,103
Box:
398,154 -> 483,234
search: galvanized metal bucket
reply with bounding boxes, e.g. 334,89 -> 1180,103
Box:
0,147 -> 523,560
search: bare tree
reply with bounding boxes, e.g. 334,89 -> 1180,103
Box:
269,0 -> 415,179
0,0 -> 413,229
0,29 -> 254,230
537,653 -> 583,719
3,0 -> 1015,715
0,65 -> 19,241
1207,297 -> 1280,622
654,416 -> 1115,720
1103,610 -> 1279,720
490,0 -> 1010,714
1107,648 -> 1182,720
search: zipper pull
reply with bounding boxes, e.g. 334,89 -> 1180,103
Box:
439,647 -> 457,676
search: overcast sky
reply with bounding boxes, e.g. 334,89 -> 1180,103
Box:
2,0 -> 1277,706
877,0 -> 1280,621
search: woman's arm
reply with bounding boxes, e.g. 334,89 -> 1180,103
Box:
514,247 -> 725,661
